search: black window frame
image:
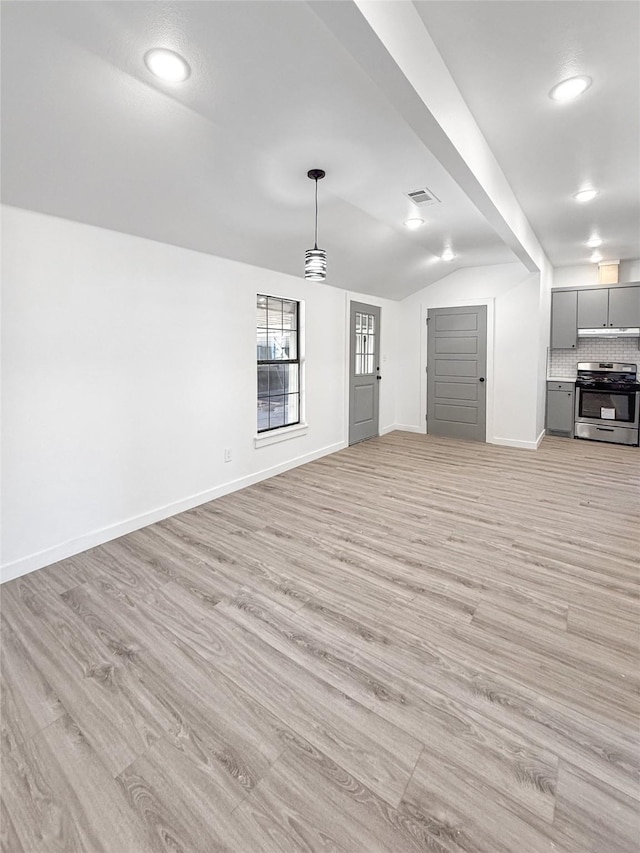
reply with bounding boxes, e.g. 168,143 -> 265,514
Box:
257,295 -> 301,433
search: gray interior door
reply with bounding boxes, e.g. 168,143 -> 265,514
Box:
349,301 -> 381,445
427,305 -> 487,441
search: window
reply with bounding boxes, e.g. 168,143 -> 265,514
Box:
257,295 -> 300,432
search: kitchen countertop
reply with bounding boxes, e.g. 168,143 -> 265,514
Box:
547,376 -> 576,383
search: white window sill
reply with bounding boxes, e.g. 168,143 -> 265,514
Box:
254,423 -> 309,448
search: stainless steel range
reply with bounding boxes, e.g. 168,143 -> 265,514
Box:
575,362 -> 640,446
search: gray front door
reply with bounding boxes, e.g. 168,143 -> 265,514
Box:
427,305 -> 487,441
349,301 -> 381,445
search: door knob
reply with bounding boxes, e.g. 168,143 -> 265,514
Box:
479,377 -> 485,382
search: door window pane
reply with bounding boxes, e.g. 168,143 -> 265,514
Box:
354,312 -> 375,375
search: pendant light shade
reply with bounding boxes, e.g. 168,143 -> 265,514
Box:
305,169 -> 327,281
305,247 -> 327,280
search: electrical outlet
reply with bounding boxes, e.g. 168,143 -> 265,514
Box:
224,448 -> 232,463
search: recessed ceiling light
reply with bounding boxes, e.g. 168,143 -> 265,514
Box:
590,251 -> 603,263
549,75 -> 592,102
441,248 -> 455,261
586,236 -> 603,248
574,188 -> 599,203
144,48 -> 191,83
404,218 -> 424,230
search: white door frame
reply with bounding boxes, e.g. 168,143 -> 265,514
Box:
421,297 -> 495,443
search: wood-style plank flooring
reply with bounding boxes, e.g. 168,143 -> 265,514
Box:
2,432 -> 639,852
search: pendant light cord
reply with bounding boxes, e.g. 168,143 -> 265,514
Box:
314,178 -> 319,249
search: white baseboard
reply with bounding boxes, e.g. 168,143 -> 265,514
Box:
0,439 -> 347,584
380,423 -> 424,435
490,434 -> 543,450
384,423 -> 544,448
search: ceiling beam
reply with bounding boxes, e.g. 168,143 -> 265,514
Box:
309,0 -> 550,274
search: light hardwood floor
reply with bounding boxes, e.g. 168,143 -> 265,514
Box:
2,432 -> 639,852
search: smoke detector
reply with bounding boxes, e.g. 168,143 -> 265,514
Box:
405,187 -> 441,207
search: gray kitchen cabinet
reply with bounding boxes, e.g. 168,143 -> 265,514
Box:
608,286 -> 640,327
577,288 -> 609,328
550,290 -> 577,348
546,383 -> 575,436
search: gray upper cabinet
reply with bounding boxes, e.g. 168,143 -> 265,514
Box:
550,290 -> 577,348
608,286 -> 640,328
577,288 -> 609,328
551,284 -> 640,348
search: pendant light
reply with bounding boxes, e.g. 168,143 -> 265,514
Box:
305,169 -> 327,281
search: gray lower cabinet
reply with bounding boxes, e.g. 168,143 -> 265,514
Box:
550,290 -> 577,349
546,382 -> 574,436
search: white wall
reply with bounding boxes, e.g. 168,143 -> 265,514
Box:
7,204 -> 603,581
552,259 -> 640,289
395,263 -> 544,448
537,264 -> 553,437
1,206 -> 398,580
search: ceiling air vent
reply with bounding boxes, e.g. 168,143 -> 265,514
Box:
406,187 -> 441,207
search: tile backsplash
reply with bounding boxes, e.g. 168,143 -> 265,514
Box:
549,337 -> 640,378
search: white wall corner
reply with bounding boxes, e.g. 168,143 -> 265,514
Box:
490,435 -> 543,451
381,424 -> 424,435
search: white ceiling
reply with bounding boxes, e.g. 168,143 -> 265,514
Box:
415,0 -> 640,270
1,1 -> 638,298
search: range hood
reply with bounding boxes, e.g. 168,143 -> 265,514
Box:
578,327 -> 640,337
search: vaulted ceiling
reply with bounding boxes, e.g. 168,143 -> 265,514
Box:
2,1 -> 638,299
